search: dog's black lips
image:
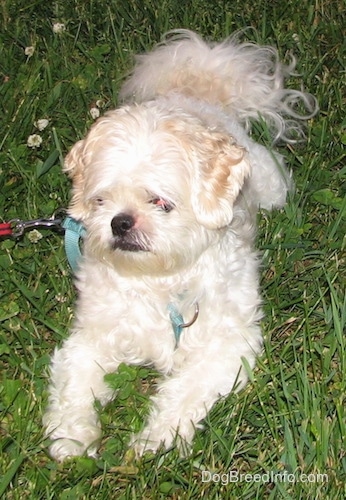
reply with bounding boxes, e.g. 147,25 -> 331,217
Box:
112,238 -> 149,252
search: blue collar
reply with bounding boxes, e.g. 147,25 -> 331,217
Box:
62,216 -> 86,273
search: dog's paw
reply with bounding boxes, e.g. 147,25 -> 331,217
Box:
47,437 -> 99,462
130,426 -> 173,457
43,409 -> 102,461
130,424 -> 192,458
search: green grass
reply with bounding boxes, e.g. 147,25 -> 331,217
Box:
0,0 -> 345,498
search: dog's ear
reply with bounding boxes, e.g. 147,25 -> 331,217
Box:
191,132 -> 250,229
63,140 -> 88,220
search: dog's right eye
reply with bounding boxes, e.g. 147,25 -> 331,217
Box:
95,197 -> 104,206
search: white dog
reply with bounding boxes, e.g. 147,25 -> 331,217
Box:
43,30 -> 316,461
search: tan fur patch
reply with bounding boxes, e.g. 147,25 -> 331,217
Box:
159,117 -> 250,228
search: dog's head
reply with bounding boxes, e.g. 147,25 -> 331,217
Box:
64,104 -> 250,275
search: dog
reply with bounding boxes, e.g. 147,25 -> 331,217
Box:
43,30 -> 316,461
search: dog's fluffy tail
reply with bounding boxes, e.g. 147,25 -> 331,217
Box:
120,30 -> 317,142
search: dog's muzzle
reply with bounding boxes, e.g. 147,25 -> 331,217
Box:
111,213 -> 147,252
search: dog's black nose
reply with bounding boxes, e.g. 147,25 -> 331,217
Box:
111,213 -> 135,237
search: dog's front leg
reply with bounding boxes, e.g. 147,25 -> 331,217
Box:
43,333 -> 117,461
131,329 -> 260,456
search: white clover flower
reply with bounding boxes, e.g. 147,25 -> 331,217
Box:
9,320 -> 21,332
28,229 -> 43,243
55,293 -> 67,303
53,22 -> 66,33
292,33 -> 300,43
96,99 -> 105,108
24,46 -> 35,57
27,134 -> 43,148
34,118 -> 49,131
90,107 -> 100,119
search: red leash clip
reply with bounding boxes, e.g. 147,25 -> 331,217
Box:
0,212 -> 66,240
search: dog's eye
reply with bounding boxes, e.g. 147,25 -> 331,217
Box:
149,197 -> 174,213
95,197 -> 104,206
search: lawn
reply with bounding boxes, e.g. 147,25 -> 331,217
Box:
0,0 -> 345,498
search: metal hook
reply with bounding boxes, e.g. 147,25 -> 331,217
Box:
179,302 -> 199,329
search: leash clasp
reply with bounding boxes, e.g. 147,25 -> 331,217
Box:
8,211 -> 66,238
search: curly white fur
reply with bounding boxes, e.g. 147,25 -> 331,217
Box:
43,30 -> 316,461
